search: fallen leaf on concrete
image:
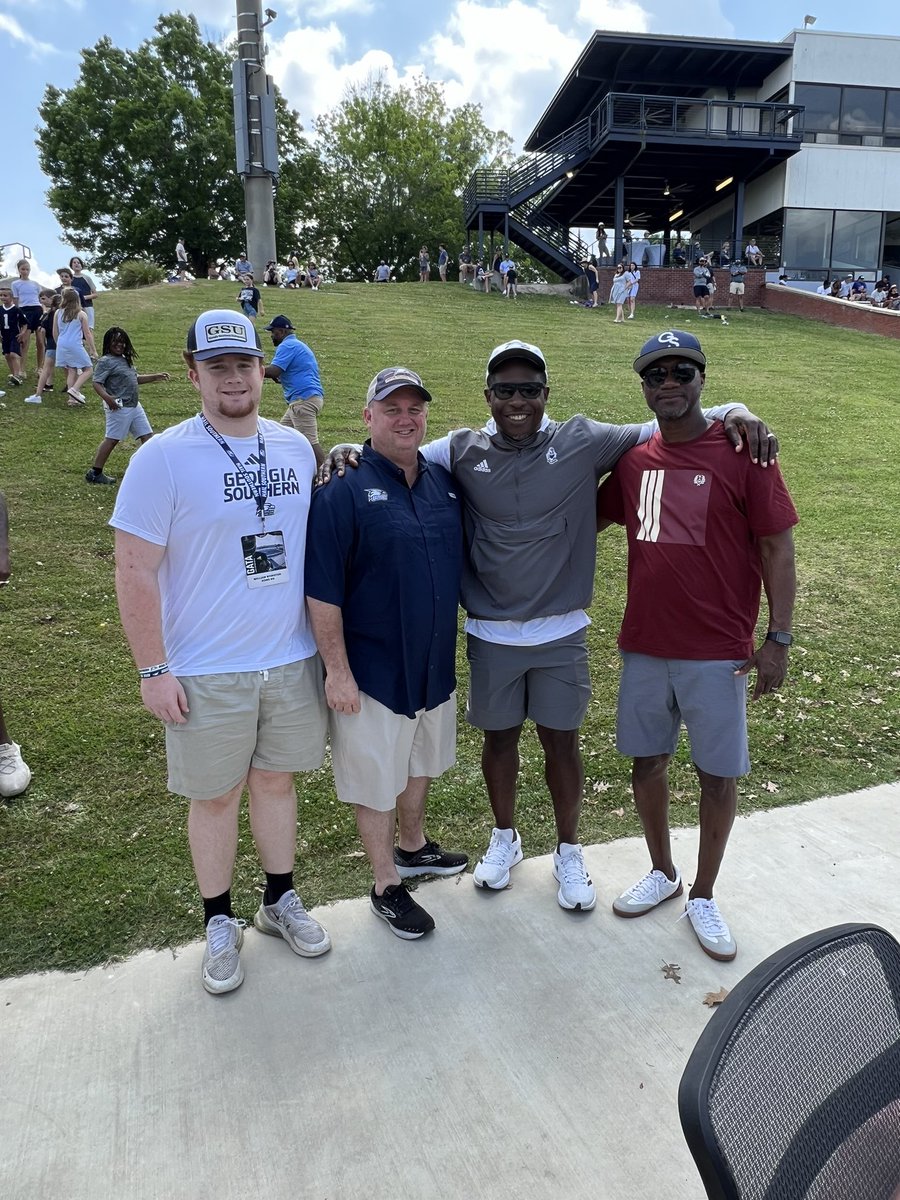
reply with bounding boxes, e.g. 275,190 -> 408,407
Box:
703,987 -> 730,1007
662,962 -> 682,984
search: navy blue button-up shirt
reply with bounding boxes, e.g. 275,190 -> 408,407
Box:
305,443 -> 462,718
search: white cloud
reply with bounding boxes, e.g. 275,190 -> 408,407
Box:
421,1 -> 589,144
303,0 -> 376,16
575,0 -> 649,31
0,13 -> 59,55
266,23 -> 423,128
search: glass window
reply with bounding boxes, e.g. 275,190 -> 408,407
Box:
795,84 -> 840,133
840,88 -> 886,133
885,91 -> 900,134
831,211 -> 882,274
782,209 -> 832,270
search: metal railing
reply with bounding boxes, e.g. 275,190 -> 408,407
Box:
597,93 -> 804,141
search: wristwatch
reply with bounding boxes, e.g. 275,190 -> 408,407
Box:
766,631 -> 793,647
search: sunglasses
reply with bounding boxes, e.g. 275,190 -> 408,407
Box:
489,382 -> 545,400
640,363 -> 702,387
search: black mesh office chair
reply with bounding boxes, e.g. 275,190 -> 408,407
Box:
678,923 -> 900,1200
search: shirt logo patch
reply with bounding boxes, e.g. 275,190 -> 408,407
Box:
693,474 -> 707,486
473,459 -> 491,473
448,491 -> 457,499
546,447 -> 558,465
365,489 -> 388,502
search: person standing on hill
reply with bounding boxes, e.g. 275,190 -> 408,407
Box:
69,258 -> 98,327
263,315 -> 326,468
54,286 -> 97,404
111,308 -> 331,995
11,260 -> 44,379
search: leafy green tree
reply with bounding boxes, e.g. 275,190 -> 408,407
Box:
37,13 -> 317,275
311,75 -> 511,279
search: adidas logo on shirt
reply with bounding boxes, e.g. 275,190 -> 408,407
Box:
473,459 -> 491,473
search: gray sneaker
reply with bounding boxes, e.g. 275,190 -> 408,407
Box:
254,889 -> 332,957
201,915 -> 245,994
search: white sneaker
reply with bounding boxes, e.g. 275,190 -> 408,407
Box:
23,394 -> 42,404
553,843 -> 596,911
253,888 -> 332,957
473,827 -> 523,889
201,915 -> 246,993
680,897 -> 737,961
613,867 -> 682,917
0,742 -> 31,797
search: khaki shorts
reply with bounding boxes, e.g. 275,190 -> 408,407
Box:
729,282 -> 745,295
166,657 -> 327,800
330,691 -> 457,811
280,395 -> 324,444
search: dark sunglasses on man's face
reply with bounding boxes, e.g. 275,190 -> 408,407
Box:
640,363 -> 701,388
489,382 -> 545,400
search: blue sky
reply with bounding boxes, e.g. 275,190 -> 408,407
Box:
2,0 -> 897,283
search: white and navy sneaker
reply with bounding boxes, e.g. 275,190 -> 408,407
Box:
552,843 -> 596,911
472,828 -> 523,889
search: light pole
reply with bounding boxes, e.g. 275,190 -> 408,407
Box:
233,1 -> 278,273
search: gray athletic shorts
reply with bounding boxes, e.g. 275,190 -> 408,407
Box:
104,401 -> 152,441
616,652 -> 750,777
466,631 -> 591,732
166,656 -> 327,800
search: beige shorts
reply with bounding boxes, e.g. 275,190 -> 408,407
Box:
729,282 -> 745,295
330,691 -> 457,811
166,657 -> 326,800
280,395 -> 324,444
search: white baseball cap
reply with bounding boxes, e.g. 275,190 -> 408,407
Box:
186,309 -> 264,361
485,340 -> 547,382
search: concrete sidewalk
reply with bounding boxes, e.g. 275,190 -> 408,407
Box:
2,782 -> 898,1200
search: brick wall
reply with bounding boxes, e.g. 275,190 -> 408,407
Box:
591,267 -> 767,307
760,284 -> 900,339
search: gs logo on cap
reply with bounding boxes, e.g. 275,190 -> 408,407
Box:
657,332 -> 682,347
205,322 -> 249,343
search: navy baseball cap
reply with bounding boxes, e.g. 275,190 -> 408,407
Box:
186,309 -> 263,360
365,367 -> 432,407
633,330 -> 706,375
264,315 -> 295,331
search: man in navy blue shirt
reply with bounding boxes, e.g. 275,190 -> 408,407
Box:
263,315 -> 326,466
305,367 -> 468,940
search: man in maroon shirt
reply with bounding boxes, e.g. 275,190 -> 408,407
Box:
597,330 -> 797,961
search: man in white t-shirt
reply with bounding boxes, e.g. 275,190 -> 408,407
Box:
110,308 -> 331,995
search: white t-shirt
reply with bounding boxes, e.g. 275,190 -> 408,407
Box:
110,414 -> 318,675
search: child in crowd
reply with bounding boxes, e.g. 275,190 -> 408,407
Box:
54,286 -> 97,404
85,327 -> 169,486
23,291 -> 61,404
0,286 -> 23,385
237,274 -> 262,319
11,259 -> 44,378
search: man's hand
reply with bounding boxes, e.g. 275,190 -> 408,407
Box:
735,641 -> 789,700
324,668 -> 360,714
140,674 -> 190,723
316,445 -> 361,487
722,410 -> 779,466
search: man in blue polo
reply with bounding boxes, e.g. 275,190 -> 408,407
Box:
263,315 -> 325,466
305,367 -> 468,941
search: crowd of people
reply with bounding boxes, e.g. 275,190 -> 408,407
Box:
816,274 -> 898,307
4,291 -> 801,993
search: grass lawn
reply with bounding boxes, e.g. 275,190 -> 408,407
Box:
1,279 -> 897,977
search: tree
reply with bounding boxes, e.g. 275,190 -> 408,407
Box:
37,13 -> 318,275
311,75 -> 512,280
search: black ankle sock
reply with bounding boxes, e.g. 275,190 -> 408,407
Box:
203,890 -> 234,925
264,871 -> 294,907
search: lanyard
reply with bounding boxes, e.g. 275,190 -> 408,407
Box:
201,415 -> 270,532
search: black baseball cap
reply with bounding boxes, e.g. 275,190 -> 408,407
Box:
264,315 -> 295,331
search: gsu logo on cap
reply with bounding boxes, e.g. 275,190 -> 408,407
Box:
657,332 -> 682,348
204,321 -> 249,344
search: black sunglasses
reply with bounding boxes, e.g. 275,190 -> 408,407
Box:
640,363 -> 702,387
489,382 -> 545,400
